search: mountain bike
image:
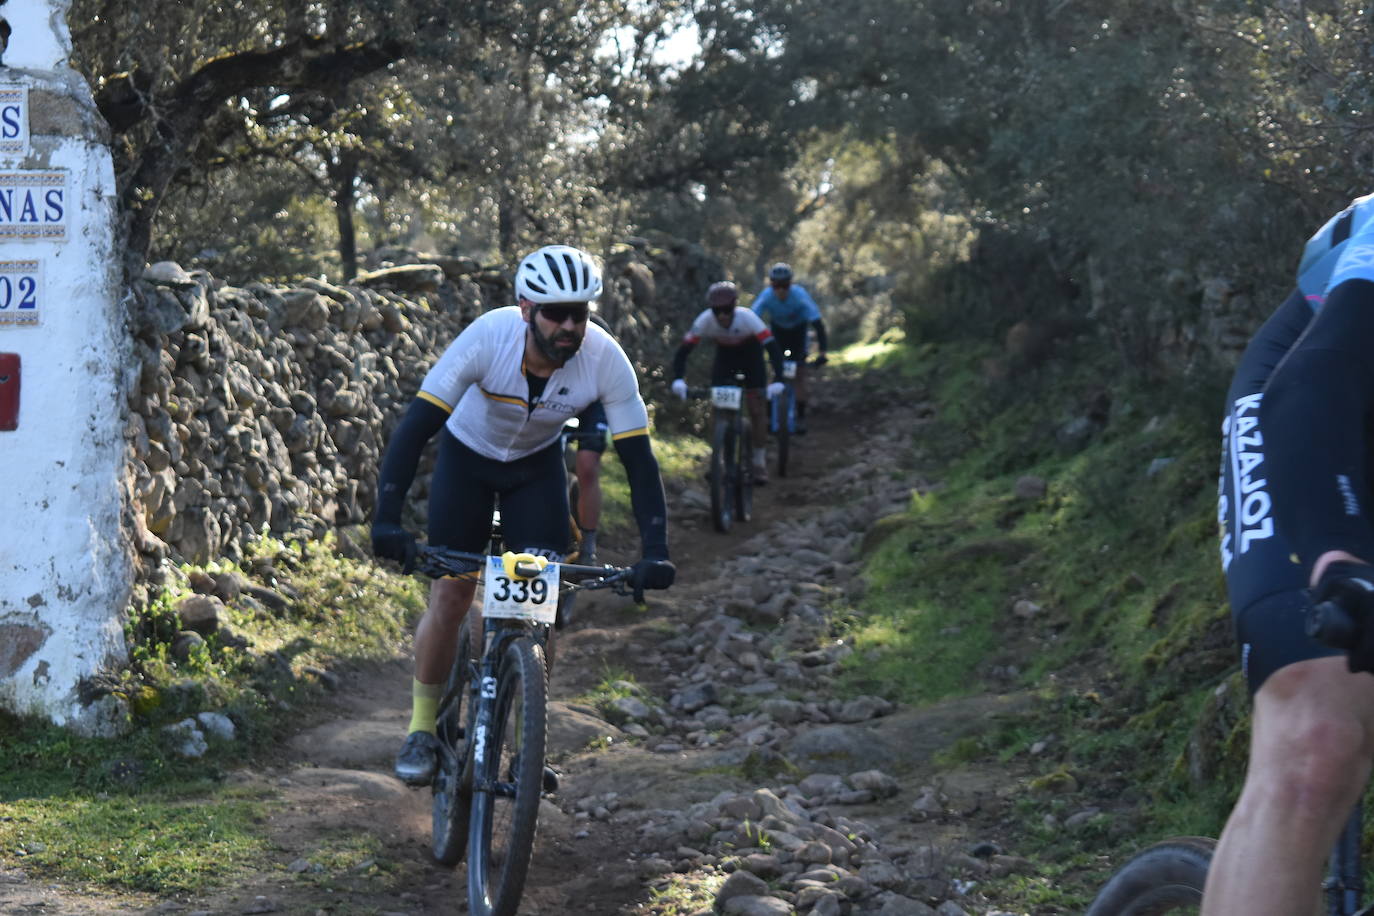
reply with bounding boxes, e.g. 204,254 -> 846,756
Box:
1083,596 -> 1370,915
689,370 -> 753,533
770,352 -> 800,477
414,543 -> 634,916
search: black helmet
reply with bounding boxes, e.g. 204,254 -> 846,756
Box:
768,262 -> 793,283
707,281 -> 738,308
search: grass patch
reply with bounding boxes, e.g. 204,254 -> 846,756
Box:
0,530 -> 429,895
1,793 -> 267,893
834,330 -> 1246,911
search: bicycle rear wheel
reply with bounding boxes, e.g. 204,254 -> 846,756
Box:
709,414 -> 734,532
1084,836 -> 1213,915
736,416 -> 753,522
431,619 -> 475,866
775,390 -> 790,477
468,637 -> 548,916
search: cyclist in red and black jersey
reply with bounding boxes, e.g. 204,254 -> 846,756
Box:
670,281 -> 785,483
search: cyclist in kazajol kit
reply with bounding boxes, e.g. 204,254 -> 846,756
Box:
749,262 -> 829,434
370,244 -> 675,790
1211,192 -> 1374,914
670,280 -> 786,484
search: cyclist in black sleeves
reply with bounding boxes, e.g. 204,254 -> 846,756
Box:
1209,193 -> 1374,914
370,244 -> 675,790
670,281 -> 786,483
750,262 -> 829,434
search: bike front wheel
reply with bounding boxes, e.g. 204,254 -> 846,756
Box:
709,414 -> 735,533
736,416 -> 753,522
774,389 -> 790,477
1084,836 -> 1213,915
467,637 -> 548,916
432,619 -> 475,866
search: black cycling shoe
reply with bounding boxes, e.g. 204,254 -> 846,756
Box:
394,731 -> 440,787
542,765 -> 560,794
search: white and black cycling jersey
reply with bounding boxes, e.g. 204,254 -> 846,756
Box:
681,307 -> 774,348
419,306 -> 649,462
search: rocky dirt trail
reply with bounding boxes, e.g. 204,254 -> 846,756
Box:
2,368 -> 1060,916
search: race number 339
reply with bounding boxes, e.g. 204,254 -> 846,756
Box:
0,259 -> 41,327
482,555 -> 559,623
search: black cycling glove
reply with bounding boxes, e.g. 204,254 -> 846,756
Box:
371,522 -> 417,573
631,558 -> 676,603
1312,561 -> 1374,674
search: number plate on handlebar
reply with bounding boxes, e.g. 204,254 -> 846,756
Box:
482,556 -> 560,623
782,360 -> 798,380
711,385 -> 743,410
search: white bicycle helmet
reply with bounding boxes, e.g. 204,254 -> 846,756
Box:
515,245 -> 603,303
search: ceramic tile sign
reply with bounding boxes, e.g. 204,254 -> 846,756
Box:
0,258 -> 42,326
0,170 -> 67,240
0,86 -> 27,158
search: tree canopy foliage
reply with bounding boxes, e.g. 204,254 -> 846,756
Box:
67,0 -> 1374,362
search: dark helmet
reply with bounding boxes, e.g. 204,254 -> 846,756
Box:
707,281 -> 738,308
768,262 -> 793,283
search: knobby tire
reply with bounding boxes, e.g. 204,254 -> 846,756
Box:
431,619 -> 475,866
709,414 -> 734,532
467,637 -> 548,916
1083,836 -> 1214,915
775,388 -> 790,478
736,415 -> 753,522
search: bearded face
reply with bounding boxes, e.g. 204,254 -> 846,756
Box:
529,304 -> 587,365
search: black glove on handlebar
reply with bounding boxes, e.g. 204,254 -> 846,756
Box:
1312,560 -> 1374,674
631,558 -> 676,602
371,522 -> 417,573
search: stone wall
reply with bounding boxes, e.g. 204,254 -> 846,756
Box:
122,236 -> 723,609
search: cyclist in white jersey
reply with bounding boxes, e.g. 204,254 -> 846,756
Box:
670,281 -> 785,483
371,244 -> 675,789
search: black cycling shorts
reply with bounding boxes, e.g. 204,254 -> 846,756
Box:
569,401 -> 608,454
1219,289 -> 1340,692
711,339 -> 767,389
427,431 -> 570,557
771,325 -> 809,360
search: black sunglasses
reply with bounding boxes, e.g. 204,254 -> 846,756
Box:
538,303 -> 590,324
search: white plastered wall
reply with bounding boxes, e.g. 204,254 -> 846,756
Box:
0,0 -> 133,735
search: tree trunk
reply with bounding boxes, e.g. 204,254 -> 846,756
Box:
330,151 -> 361,280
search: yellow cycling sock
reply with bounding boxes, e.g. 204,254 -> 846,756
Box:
408,679 -> 442,735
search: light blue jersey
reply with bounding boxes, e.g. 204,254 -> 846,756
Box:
750,284 -> 822,329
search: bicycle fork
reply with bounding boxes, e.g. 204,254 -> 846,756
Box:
470,660 -> 524,800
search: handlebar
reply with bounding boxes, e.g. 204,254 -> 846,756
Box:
411,544 -> 634,593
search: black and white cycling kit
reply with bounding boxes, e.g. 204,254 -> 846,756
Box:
1221,191 -> 1374,689
376,306 -> 668,562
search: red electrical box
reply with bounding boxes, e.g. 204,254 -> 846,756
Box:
0,353 -> 18,430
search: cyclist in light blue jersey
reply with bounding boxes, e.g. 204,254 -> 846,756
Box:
750,262 -> 829,434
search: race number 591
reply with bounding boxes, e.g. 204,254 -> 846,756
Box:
0,259 -> 41,327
